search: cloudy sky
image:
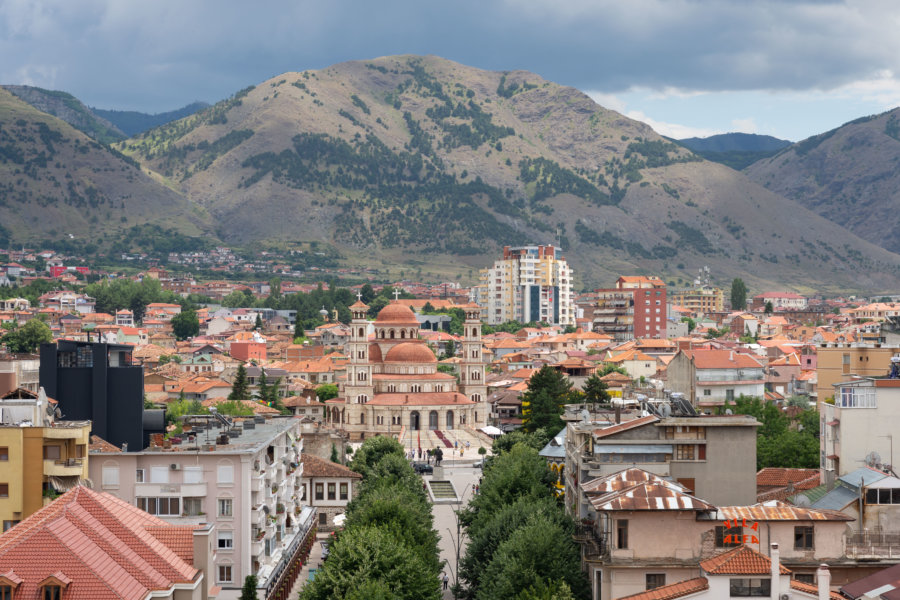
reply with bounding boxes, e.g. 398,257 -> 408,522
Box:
3,0 -> 899,141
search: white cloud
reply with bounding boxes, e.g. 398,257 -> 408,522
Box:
624,110 -> 720,139
730,118 -> 758,134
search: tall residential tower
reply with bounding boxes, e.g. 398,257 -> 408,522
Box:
472,245 -> 574,326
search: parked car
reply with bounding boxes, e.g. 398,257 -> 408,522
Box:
412,462 -> 433,474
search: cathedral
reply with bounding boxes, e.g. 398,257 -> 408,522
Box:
325,300 -> 488,442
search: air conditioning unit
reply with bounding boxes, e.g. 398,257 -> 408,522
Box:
170,463 -> 181,471
780,594 -> 791,600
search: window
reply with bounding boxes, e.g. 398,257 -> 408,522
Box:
794,526 -> 814,550
794,574 -> 815,584
217,565 -> 233,584
729,578 -> 770,596
135,469 -> 145,483
183,497 -> 202,516
866,488 -> 900,504
715,525 -> 743,548
646,574 -> 666,590
319,512 -> 327,525
838,386 -> 876,408
217,463 -> 234,484
102,465 -> 119,488
616,519 -> 628,549
218,498 -> 233,517
675,445 -> 695,460
328,483 -> 336,500
340,482 -> 348,501
42,586 -> 62,600
184,466 -> 203,484
0,585 -> 10,600
218,530 -> 233,550
150,466 -> 169,484
315,483 -> 324,501
2,520 -> 19,532
43,445 -> 61,460
0,448 -> 7,461
137,497 -> 180,516
300,484 -> 307,501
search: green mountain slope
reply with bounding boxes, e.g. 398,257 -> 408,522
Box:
677,133 -> 791,170
0,87 -> 206,250
115,55 -> 900,292
3,85 -> 125,144
745,109 -> 900,254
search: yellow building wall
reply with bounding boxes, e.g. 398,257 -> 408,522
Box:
0,429 -> 24,526
816,346 -> 897,402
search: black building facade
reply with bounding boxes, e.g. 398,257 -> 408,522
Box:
39,341 -> 161,451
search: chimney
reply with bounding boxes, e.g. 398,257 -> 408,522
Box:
615,404 -> 621,424
816,564 -> 830,600
770,542 -> 780,600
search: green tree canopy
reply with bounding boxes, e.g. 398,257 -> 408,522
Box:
582,373 -> 611,406
299,525 -> 441,600
229,363 -> 250,401
349,435 -> 406,478
730,278 -> 748,310
1,319 -> 53,353
239,575 -> 258,600
171,310 -> 199,341
316,383 -> 339,401
521,366 -> 574,433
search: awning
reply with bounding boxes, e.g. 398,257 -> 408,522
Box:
594,444 -> 673,454
480,426 -> 503,436
48,476 -> 91,492
826,420 -> 839,426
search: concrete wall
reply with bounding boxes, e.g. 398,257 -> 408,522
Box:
671,423 -> 757,506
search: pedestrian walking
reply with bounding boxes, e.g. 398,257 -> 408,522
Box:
443,572 -> 449,590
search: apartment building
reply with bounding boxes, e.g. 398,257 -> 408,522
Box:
0,388 -> 91,530
815,343 -> 898,403
669,285 -> 724,317
564,413 -> 760,522
472,245 -> 575,326
666,349 -> 765,407
593,276 -> 667,341
90,415 -> 315,600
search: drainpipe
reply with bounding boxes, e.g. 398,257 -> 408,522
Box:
770,542 -> 780,600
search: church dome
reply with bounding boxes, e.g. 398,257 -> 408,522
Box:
384,342 -> 437,363
375,302 -> 419,324
368,342 -> 383,363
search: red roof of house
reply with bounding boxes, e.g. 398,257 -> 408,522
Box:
700,545 -> 791,575
756,468 -> 820,488
686,349 -> 763,370
300,453 -> 362,479
594,415 -> 659,439
616,577 -> 709,600
0,486 -> 198,599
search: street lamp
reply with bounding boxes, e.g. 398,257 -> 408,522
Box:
445,483 -> 472,600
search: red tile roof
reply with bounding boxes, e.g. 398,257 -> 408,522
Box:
700,545 -> 791,575
615,577 -> 709,600
0,486 -> 198,599
301,453 -> 362,479
756,468 -> 820,488
687,349 -> 763,370
790,580 -> 843,600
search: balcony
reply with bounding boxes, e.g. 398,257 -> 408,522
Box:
43,458 -> 84,476
573,524 -> 608,560
134,482 -> 207,497
846,530 -> 900,559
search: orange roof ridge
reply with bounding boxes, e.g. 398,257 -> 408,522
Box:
700,545 -> 790,575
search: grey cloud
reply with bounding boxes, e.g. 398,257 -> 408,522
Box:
1,0 -> 898,111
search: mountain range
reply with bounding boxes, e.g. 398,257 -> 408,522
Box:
2,55 -> 900,293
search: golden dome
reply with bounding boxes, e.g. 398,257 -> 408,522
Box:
384,342 -> 437,363
375,302 -> 419,324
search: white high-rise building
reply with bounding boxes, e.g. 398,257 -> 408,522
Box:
472,245 -> 574,326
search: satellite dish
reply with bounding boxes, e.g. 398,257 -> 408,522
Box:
794,495 -> 811,507
865,451 -> 882,467
659,404 -> 672,418
580,409 -> 590,422
725,409 -> 733,415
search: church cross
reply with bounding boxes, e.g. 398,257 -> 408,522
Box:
356,290 -> 363,302
393,288 -> 401,301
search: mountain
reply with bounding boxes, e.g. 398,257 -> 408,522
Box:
0,87 -> 206,251
677,133 -> 791,170
113,55 -> 900,292
744,109 -> 900,254
3,85 -> 125,144
92,102 -> 210,137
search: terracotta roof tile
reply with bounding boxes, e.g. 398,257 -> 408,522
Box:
756,468 -> 819,487
790,580 -> 843,600
700,545 -> 790,575
594,415 -> 659,439
300,453 -> 362,479
615,577 -> 709,600
89,435 -> 121,453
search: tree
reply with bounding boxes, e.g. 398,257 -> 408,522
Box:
441,339 -> 457,359
581,373 -> 610,408
171,310 -> 199,341
316,383 -> 339,401
299,525 -> 441,600
350,436 -> 406,477
520,366 -> 574,433
516,580 -> 576,600
330,443 -> 340,464
680,316 -> 696,332
1,318 -> 52,353
764,300 -> 774,315
254,313 -> 263,330
731,278 -> 748,310
239,574 -> 258,600
229,363 -> 250,401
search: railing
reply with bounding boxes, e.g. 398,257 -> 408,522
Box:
846,530 -> 900,558
573,524 -> 608,559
